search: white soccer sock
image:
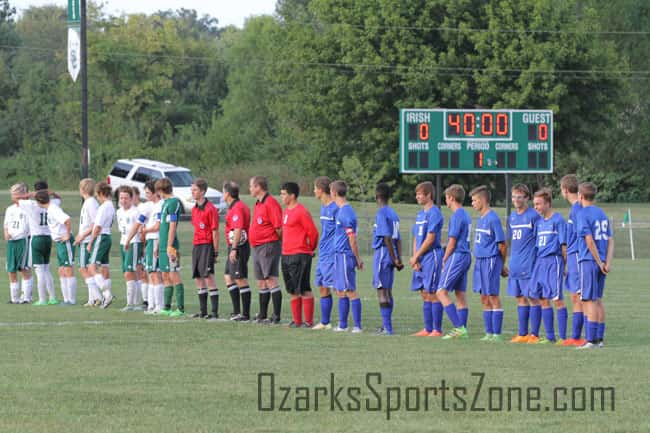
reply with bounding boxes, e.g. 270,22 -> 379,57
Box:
10,282 -> 19,303
126,280 -> 137,305
21,278 -> 33,302
67,277 -> 77,304
86,277 -> 98,302
60,277 -> 69,303
141,282 -> 148,303
44,264 -> 56,300
133,280 -> 143,305
35,265 -> 48,302
103,278 -> 113,300
91,275 -> 103,301
147,284 -> 155,310
156,284 -> 164,310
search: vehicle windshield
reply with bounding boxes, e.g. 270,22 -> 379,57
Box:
164,171 -> 194,187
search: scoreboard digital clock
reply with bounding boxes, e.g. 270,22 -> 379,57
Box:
399,109 -> 553,174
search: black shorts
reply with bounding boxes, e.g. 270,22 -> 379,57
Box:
281,254 -> 312,295
192,244 -> 215,279
224,242 -> 250,280
252,240 -> 281,280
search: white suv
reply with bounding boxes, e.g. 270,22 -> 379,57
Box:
107,159 -> 227,215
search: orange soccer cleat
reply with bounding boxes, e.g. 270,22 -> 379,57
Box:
526,335 -> 540,344
510,335 -> 529,343
411,329 -> 431,337
428,330 -> 443,337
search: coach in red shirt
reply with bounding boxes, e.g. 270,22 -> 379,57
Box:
279,182 -> 319,328
190,178 -> 220,320
249,176 -> 283,324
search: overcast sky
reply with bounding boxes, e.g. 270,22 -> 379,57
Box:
10,0 -> 278,27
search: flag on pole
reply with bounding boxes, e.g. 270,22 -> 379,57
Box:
622,209 -> 631,227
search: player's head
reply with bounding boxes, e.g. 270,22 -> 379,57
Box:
560,174 -> 579,199
444,184 -> 465,208
280,181 -> 300,206
512,183 -> 530,210
314,176 -> 331,199
34,190 -> 50,207
375,183 -> 391,205
10,183 -> 27,203
415,181 -> 434,206
155,178 -> 173,196
118,185 -> 133,208
79,178 -> 95,198
144,180 -> 157,201
222,181 -> 240,202
249,176 -> 268,197
330,180 -> 347,200
132,186 -> 140,203
533,188 -> 552,215
469,185 -> 490,212
34,180 -> 48,192
578,182 -> 597,203
95,182 -> 112,201
191,177 -> 208,201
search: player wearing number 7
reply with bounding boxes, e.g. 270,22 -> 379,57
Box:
576,182 -> 614,350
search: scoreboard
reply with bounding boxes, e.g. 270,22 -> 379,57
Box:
399,109 -> 553,174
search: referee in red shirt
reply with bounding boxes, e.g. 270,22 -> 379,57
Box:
190,178 -> 220,319
249,176 -> 283,324
279,182 -> 319,327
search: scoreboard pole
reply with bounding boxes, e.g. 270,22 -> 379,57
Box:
436,175 -> 442,207
505,173 -> 512,219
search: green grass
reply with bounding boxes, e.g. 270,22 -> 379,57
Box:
0,192 -> 649,432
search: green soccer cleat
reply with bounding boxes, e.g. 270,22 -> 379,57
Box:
47,299 -> 59,305
480,333 -> 494,341
491,334 -> 504,342
158,309 -> 172,316
33,300 -> 48,306
538,337 -> 556,344
442,326 -> 468,340
169,309 -> 185,317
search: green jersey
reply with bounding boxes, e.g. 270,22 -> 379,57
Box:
159,197 -> 181,252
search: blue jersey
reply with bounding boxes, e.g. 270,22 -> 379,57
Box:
372,205 -> 400,251
447,207 -> 472,254
334,204 -> 357,255
565,201 -> 582,254
535,212 -> 566,257
577,205 -> 611,263
473,209 -> 505,258
318,201 -> 338,260
507,207 -> 540,278
413,206 -> 443,253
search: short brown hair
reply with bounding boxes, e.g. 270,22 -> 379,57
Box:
561,174 -> 579,194
79,178 -> 95,196
132,186 -> 140,197
330,180 -> 347,197
193,177 -> 208,193
118,185 -> 133,198
415,181 -> 434,198
223,181 -> 239,199
534,188 -> 552,205
314,176 -> 331,194
155,178 -> 173,195
95,182 -> 112,198
579,182 -> 597,201
34,190 -> 50,204
469,185 -> 490,201
512,183 -> 530,199
444,184 -> 465,204
250,176 -> 268,192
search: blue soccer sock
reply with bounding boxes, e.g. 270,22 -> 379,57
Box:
597,322 -> 606,341
517,305 -> 530,336
483,310 -> 494,334
457,307 -> 469,328
530,305 -> 542,337
556,307 -> 568,340
588,320 -> 599,343
320,295 -> 333,325
584,318 -> 592,341
542,307 -> 555,341
444,304 -> 462,328
351,298 -> 362,329
571,311 -> 584,340
338,297 -> 350,329
432,302 -> 443,332
380,302 -> 392,333
492,309 -> 504,335
423,301 -> 433,332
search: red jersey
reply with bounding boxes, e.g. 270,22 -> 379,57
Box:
191,200 -> 219,245
282,203 -> 319,255
225,199 -> 251,246
249,193 -> 282,247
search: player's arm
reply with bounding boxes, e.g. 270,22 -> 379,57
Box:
74,226 -> 93,245
498,241 -> 508,277
584,234 -> 606,274
62,217 -> 72,241
123,220 -> 144,251
211,209 -> 219,261
346,228 -> 364,270
87,224 -> 101,252
442,236 -> 457,263
143,220 -> 160,235
383,235 -> 402,270
167,220 -> 177,257
4,227 -> 10,241
562,244 -> 567,264
604,236 -> 614,274
409,232 -> 435,267
229,228 -> 242,263
304,212 -> 319,252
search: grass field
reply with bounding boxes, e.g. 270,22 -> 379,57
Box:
1,192 -> 649,432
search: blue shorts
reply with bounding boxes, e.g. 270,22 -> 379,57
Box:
372,247 -> 394,289
529,255 -> 564,300
564,252 -> 580,294
315,257 -> 334,288
472,256 -> 503,296
507,277 -> 531,298
410,248 -> 443,293
437,252 -> 470,293
334,253 -> 356,292
579,260 -> 605,301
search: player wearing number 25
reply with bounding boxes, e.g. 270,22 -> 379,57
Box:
576,182 -> 614,350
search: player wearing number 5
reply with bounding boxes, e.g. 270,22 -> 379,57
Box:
576,182 -> 614,349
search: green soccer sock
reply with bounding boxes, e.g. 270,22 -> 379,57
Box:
164,286 -> 174,310
174,284 -> 185,312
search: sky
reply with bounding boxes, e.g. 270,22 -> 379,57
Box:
10,0 -> 278,28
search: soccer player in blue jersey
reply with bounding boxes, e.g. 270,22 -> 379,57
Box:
528,188 -> 567,344
576,182 -> 614,349
409,182 -> 444,337
372,183 -> 403,335
331,181 -> 364,333
438,184 -> 472,340
560,174 -> 586,346
504,184 -> 540,343
312,177 -> 338,330
470,186 -> 507,341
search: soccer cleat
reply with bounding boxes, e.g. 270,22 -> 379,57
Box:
59,301 -> 72,306
561,338 -> 576,346
234,315 -> 250,322
351,327 -> 363,334
573,338 -> 587,346
192,313 -> 208,319
100,296 -> 115,309
576,342 -> 599,350
83,301 -> 94,307
442,326 -> 468,340
47,299 -> 59,305
270,315 -> 281,325
538,337 -> 556,344
131,305 -> 145,312
287,321 -> 303,328
491,334 -> 504,342
375,328 -> 394,336
526,335 -> 540,344
158,309 -> 172,316
120,305 -> 134,312
480,334 -> 493,341
303,322 -> 313,328
411,329 -> 432,337
332,326 -> 348,332
254,314 -> 268,324
33,300 -> 48,306
229,313 -> 242,321
205,314 -> 219,321
598,341 -> 604,348
312,322 -> 332,330
169,309 -> 185,317
92,299 -> 102,307
510,335 -> 529,343
555,339 -> 565,346
20,300 -> 32,304
144,309 -> 156,315
428,330 -> 443,337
